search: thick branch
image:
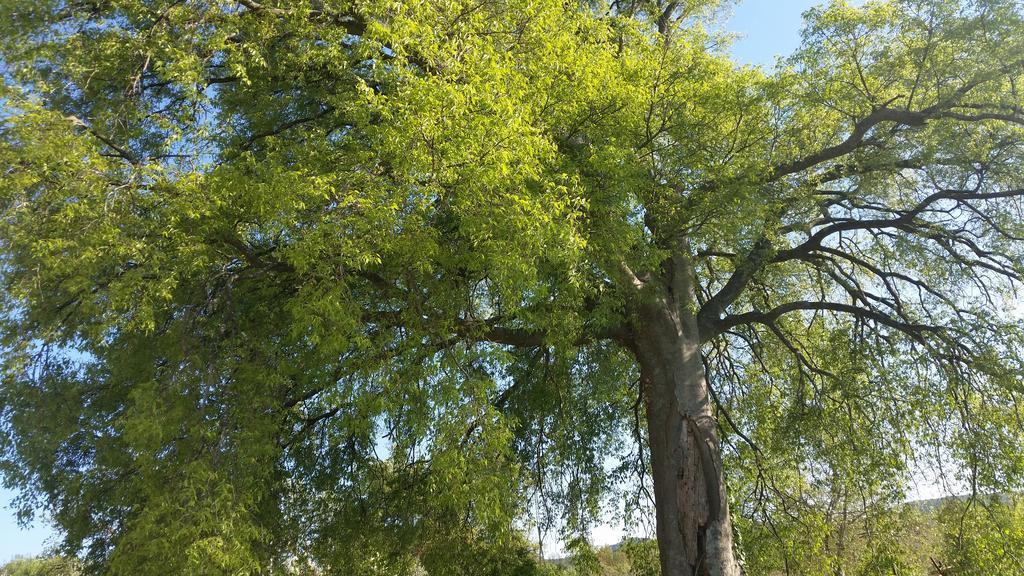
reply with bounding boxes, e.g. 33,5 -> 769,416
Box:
696,238 -> 774,335
769,57 -> 1024,181
769,107 -> 929,180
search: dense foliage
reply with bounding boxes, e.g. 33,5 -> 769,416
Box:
1,0 -> 1024,574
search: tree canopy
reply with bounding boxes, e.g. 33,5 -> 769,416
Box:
1,0 -> 1024,574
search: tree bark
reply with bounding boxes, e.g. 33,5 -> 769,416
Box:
626,256 -> 741,576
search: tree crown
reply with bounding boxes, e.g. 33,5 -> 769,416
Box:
2,0 -> 1024,573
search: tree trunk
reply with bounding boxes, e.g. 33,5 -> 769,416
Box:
627,269 -> 741,576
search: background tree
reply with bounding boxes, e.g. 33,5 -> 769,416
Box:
0,557 -> 81,576
2,0 -> 1024,575
936,495 -> 1024,575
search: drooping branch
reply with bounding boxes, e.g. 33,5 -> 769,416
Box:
688,59 -> 1024,335
696,177 -> 1024,343
713,300 -> 941,342
773,188 -> 1024,265
700,201 -> 1024,346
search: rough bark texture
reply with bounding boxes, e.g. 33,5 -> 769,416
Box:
628,256 -> 741,576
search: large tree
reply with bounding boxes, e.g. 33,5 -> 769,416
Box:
2,0 -> 1024,574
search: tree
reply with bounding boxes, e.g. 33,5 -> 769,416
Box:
936,495 -> 1024,575
0,556 -> 81,576
2,0 -> 1024,574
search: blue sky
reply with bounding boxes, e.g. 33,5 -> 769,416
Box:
727,0 -> 828,66
0,488 -> 51,561
0,0 -> 841,563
